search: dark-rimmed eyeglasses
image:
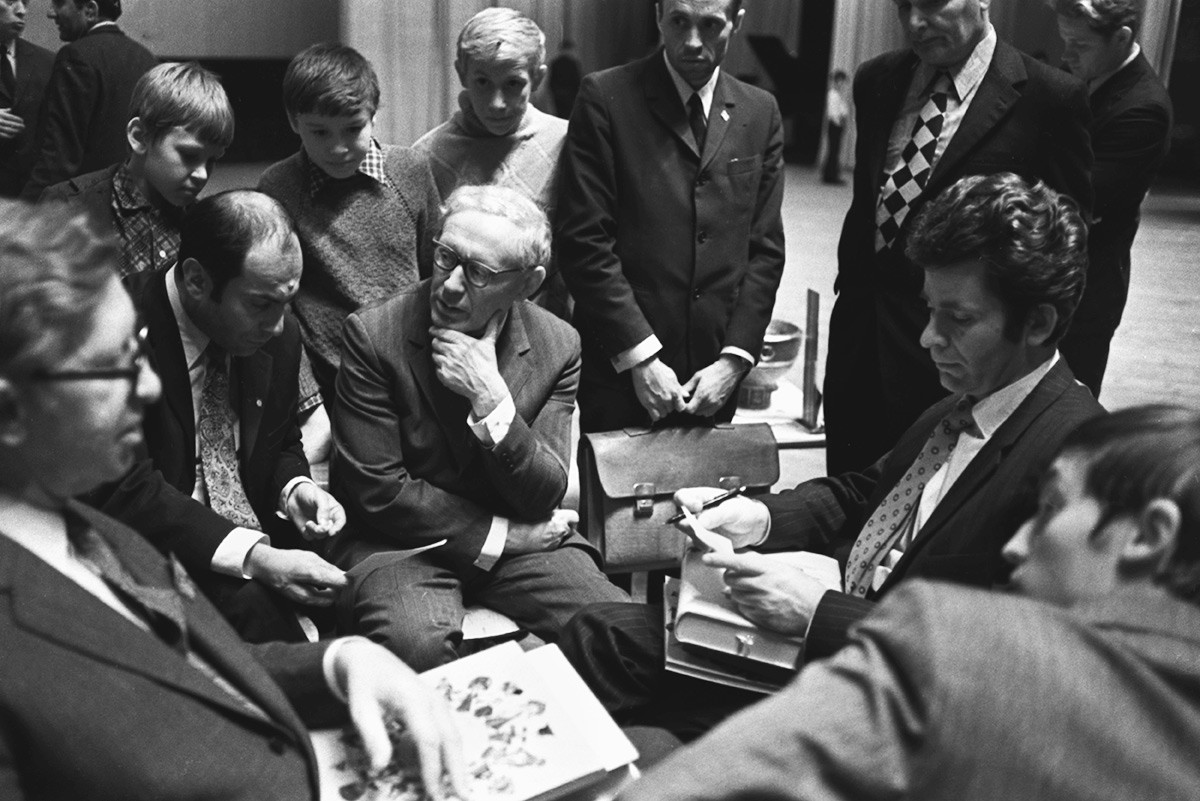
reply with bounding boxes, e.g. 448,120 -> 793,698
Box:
432,239 -> 526,288
29,326 -> 150,384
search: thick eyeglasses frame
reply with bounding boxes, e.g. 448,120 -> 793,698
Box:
431,239 -> 526,288
29,326 -> 150,384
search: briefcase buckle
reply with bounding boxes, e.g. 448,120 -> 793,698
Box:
633,482 -> 656,518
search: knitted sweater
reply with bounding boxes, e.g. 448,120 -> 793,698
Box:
258,145 -> 439,399
414,95 -> 571,318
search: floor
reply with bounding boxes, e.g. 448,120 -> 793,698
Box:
214,162 -> 1200,490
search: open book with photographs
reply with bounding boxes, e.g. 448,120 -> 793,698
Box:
311,641 -> 638,801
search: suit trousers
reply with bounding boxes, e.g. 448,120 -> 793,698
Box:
339,544 -> 631,671
557,602 -> 761,741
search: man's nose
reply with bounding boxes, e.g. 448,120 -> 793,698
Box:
444,264 -> 469,294
136,359 -> 163,406
1002,520 -> 1033,566
919,315 -> 942,350
683,24 -> 703,50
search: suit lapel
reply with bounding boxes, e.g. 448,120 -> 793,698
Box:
891,360 -> 1074,571
867,53 -> 919,192
235,349 -> 272,461
700,75 -> 735,172
3,505 -> 293,733
928,41 -> 1025,190
143,272 -> 197,455
406,299 -> 473,473
644,51 -> 701,158
497,304 -> 534,406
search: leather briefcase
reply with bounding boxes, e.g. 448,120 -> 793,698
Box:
578,424 -> 779,572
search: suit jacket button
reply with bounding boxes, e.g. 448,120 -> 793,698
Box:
268,736 -> 287,755
692,289 -> 703,300
697,231 -> 708,244
696,173 -> 708,187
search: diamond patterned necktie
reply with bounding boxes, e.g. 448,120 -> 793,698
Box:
844,396 -> 975,597
65,510 -> 189,653
197,344 -> 260,529
874,71 -> 954,252
688,92 -> 707,155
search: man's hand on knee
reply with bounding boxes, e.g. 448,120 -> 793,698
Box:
505,508 -> 579,555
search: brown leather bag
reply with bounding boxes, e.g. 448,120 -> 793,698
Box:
578,424 -> 779,572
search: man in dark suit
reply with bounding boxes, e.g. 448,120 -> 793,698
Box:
0,198 -> 465,801
559,174 -> 1104,737
556,0 -> 785,431
623,405 -> 1200,801
0,0 -> 53,197
824,0 -> 1093,475
1055,0 -> 1172,396
20,0 -> 156,199
331,185 -> 629,671
95,189 -> 349,643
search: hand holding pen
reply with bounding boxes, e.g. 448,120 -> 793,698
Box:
671,486 -> 772,550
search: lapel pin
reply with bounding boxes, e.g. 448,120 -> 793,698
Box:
720,109 -> 730,122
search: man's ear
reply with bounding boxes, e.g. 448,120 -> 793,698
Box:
1114,25 -> 1134,50
1025,302 -> 1058,348
179,257 -> 213,302
1124,498 -> 1182,572
0,378 -> 28,448
530,63 -> 549,93
81,0 -> 101,24
521,266 -> 547,300
126,117 -> 150,156
287,113 -> 300,135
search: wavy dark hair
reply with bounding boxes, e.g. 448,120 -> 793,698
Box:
906,172 -> 1088,344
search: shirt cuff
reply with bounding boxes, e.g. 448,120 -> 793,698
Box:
322,635 -> 374,703
611,336 -> 663,374
468,393 -> 516,449
473,516 -> 509,571
720,346 -> 756,368
276,475 -> 316,519
211,527 -> 270,578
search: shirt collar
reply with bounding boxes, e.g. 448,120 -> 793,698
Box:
969,351 -> 1059,439
0,492 -> 72,569
164,264 -> 210,371
662,49 -> 720,118
914,23 -> 997,102
1090,42 -> 1140,94
305,138 -> 390,199
112,160 -> 153,212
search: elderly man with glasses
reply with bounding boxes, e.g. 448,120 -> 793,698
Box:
329,184 -> 629,670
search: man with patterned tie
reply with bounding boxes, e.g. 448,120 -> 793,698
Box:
556,0 -> 785,431
823,0 -> 1094,476
0,198 -> 466,800
558,173 -> 1104,738
98,189 -> 349,643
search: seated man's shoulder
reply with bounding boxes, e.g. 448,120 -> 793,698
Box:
517,299 -> 580,349
349,283 -> 427,333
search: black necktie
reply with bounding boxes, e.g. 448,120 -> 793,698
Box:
1,46 -> 15,106
688,92 -> 707,155
65,510 -> 189,653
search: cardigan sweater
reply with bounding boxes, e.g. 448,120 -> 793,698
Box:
258,145 -> 439,400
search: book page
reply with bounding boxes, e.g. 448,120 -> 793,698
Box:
312,641 -> 623,801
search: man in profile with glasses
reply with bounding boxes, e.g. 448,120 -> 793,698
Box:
330,184 -> 629,670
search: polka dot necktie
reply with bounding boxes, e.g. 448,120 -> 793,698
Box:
844,396 -> 975,597
874,71 -> 954,252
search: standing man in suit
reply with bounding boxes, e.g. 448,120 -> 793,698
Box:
824,0 -> 1093,475
0,0 -> 53,197
331,185 -> 629,670
96,189 -> 348,643
0,198 -> 465,801
1055,0 -> 1172,397
21,0 -> 156,199
621,405 -> 1200,801
556,0 -> 785,431
560,174 -> 1104,736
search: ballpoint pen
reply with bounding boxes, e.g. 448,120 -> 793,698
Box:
666,485 -> 747,524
